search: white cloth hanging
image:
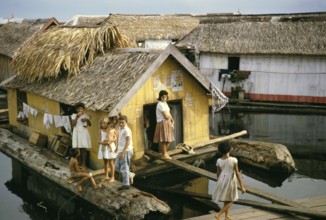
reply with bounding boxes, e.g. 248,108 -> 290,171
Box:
61,116 -> 71,133
43,113 -> 53,129
29,107 -> 38,117
53,115 -> 63,128
23,103 -> 29,118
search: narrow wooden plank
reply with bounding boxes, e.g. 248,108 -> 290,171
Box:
137,146 -> 217,177
236,199 -> 326,218
146,149 -> 217,179
167,130 -> 247,156
0,109 -> 8,113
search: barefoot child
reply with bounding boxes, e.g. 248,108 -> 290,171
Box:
98,117 -> 117,182
69,148 -> 101,192
115,115 -> 134,190
212,141 -> 246,220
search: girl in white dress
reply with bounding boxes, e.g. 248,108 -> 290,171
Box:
212,142 -> 246,220
98,117 -> 117,182
71,102 -> 91,167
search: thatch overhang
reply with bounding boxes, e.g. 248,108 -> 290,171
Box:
12,21 -> 136,82
0,18 -> 60,58
105,14 -> 200,42
176,13 -> 326,56
6,44 -> 210,116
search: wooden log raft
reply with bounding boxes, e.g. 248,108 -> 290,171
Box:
229,139 -> 296,173
0,128 -> 170,219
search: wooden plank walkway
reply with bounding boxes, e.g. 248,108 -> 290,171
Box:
146,150 -> 305,207
145,150 -> 326,218
184,195 -> 326,220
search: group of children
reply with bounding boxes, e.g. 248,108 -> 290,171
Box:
69,102 -> 134,192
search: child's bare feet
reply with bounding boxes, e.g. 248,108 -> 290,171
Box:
215,213 -> 221,220
108,178 -> 115,183
130,173 -> 135,185
226,215 -> 232,220
162,154 -> 172,160
93,184 -> 102,190
76,185 -> 83,192
102,177 -> 110,182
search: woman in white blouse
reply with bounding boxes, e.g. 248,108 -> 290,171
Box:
153,90 -> 175,159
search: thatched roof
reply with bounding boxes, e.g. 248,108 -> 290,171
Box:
105,14 -> 199,42
12,21 -> 136,82
64,15 -> 108,27
176,13 -> 326,56
0,18 -> 59,57
6,44 -> 210,115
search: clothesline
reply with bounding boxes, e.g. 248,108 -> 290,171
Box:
19,102 -> 72,133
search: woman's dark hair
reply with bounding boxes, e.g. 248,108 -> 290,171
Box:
75,102 -> 85,109
218,141 -> 231,154
119,115 -> 128,122
157,90 -> 168,101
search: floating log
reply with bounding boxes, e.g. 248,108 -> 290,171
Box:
0,128 -> 170,219
229,139 -> 296,173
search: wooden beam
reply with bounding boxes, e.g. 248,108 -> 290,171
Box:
236,199 -> 326,219
167,130 -> 247,156
0,109 -> 8,113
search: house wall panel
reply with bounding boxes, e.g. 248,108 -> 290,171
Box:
0,55 -> 14,83
122,58 -> 209,159
200,53 -> 326,103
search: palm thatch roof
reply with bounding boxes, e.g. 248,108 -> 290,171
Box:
105,14 -> 200,42
6,44 -> 210,115
12,21 -> 136,82
176,13 -> 326,56
64,15 -> 108,27
0,18 -> 59,57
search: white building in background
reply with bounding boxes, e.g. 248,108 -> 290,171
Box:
177,13 -> 326,104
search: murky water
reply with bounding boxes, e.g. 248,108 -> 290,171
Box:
1,111 -> 326,219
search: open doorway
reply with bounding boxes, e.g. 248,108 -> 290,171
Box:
143,100 -> 183,152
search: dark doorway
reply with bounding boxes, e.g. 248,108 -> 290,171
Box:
143,100 -> 183,152
228,57 -> 240,71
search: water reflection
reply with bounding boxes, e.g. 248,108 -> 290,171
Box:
211,111 -> 326,157
210,111 -> 326,180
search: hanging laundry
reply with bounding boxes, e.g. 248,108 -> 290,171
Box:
29,107 -> 38,117
53,115 -> 63,128
61,116 -> 71,133
23,103 -> 29,118
17,111 -> 25,120
43,113 -> 53,129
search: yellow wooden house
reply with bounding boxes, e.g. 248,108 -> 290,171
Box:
4,20 -> 214,169
6,44 -> 212,169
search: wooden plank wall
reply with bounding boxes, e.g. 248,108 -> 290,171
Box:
121,57 -> 210,159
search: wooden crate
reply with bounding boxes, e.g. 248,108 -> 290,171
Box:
53,141 -> 69,157
29,131 -> 47,147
